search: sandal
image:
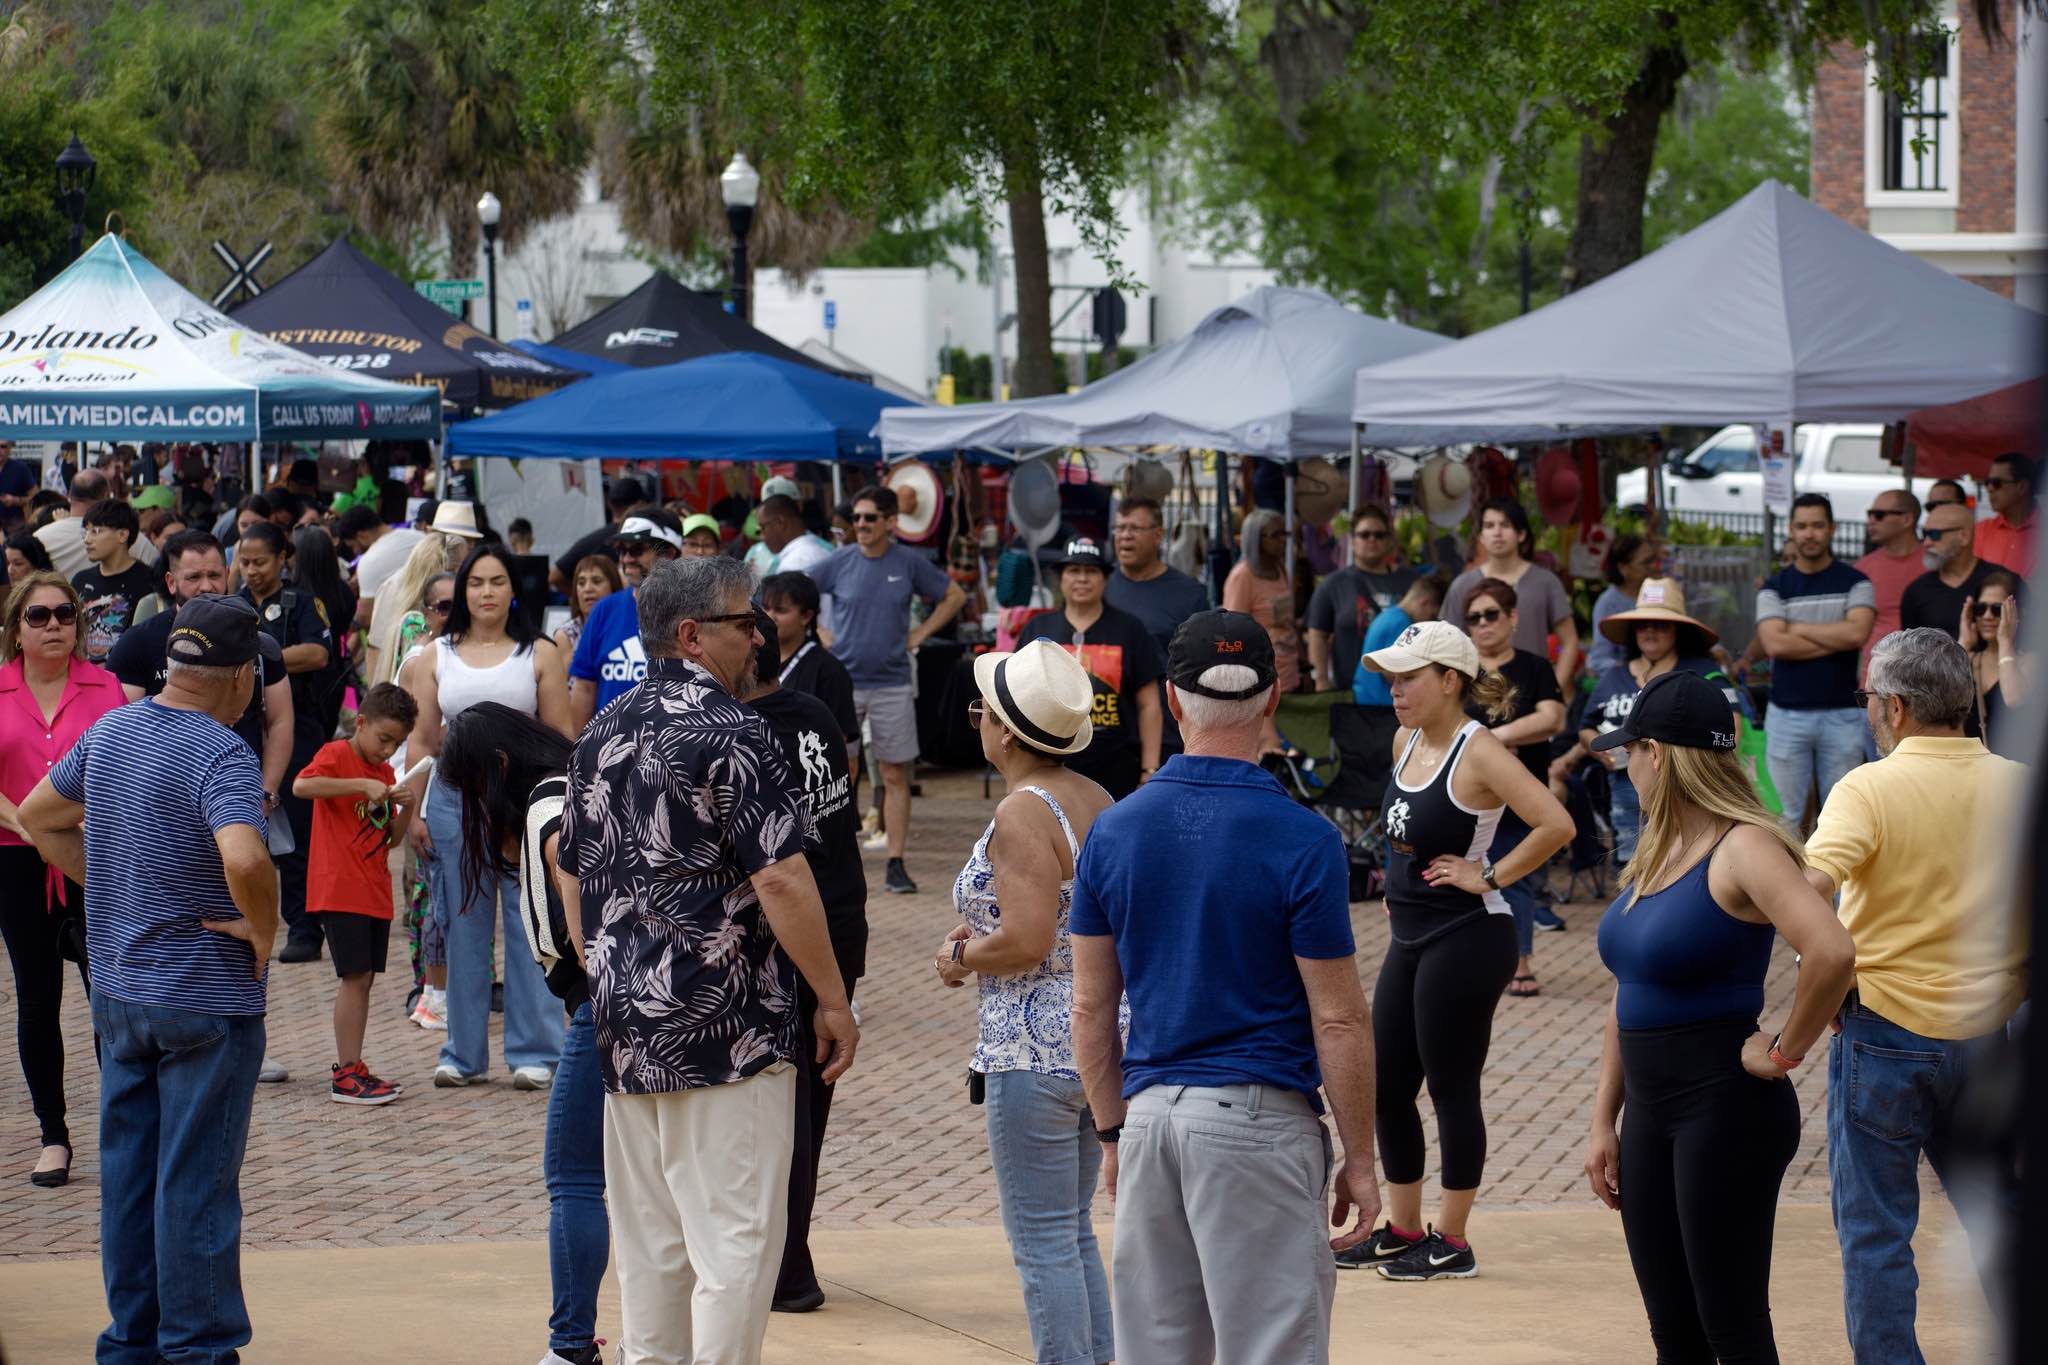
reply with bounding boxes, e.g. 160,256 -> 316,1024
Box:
1506,975 -> 1541,998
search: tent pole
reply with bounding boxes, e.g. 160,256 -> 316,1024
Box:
1283,463 -> 1296,591
1348,425 -> 1361,567
832,462 -> 844,511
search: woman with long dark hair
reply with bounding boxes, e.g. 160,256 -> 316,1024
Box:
1585,670 -> 1853,1362
441,701 -> 606,1365
403,541 -> 571,1089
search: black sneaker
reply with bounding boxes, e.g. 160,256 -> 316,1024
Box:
277,933 -> 322,964
1334,1222 -> 1424,1270
885,858 -> 917,895
771,1286 -> 826,1313
1376,1228 -> 1478,1281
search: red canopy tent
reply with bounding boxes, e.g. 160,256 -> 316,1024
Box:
1906,379 -> 2047,479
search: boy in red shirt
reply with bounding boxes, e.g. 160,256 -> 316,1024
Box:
292,683 -> 420,1105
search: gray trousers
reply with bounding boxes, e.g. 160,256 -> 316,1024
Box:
1114,1083 -> 1336,1365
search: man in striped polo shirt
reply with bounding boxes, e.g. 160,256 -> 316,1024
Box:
20,593 -> 282,1364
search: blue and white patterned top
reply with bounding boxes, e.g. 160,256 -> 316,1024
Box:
955,786 -> 1127,1078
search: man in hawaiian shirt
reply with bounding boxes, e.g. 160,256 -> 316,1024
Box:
559,554 -> 860,1363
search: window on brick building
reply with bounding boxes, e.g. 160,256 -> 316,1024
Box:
1880,32 -> 1952,192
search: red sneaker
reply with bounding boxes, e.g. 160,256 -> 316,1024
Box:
330,1060 -> 403,1106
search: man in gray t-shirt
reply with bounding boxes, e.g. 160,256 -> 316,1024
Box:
807,485 -> 966,895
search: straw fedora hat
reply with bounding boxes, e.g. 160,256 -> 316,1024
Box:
429,500 -> 484,539
971,638 -> 1095,757
1600,577 -> 1719,652
1292,457 -> 1347,526
1415,453 -> 1473,529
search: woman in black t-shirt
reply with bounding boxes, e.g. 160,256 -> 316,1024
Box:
1462,577 -> 1565,996
762,570 -> 858,754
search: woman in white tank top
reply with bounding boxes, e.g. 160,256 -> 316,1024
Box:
403,544 -> 574,1088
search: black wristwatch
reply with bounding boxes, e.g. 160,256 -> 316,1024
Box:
1480,859 -> 1501,891
1097,1125 -> 1122,1144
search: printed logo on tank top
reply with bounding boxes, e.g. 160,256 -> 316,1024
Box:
1385,795 -> 1412,848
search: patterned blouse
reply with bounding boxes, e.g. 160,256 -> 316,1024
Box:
954,786 -> 1127,1078
558,656 -> 810,1095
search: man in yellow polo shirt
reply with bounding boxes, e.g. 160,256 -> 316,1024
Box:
1803,627 -> 2027,1365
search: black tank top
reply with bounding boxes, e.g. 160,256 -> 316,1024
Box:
1381,720 -> 1510,946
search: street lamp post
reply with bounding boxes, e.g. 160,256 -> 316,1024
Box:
476,191 -> 502,337
720,152 -> 760,322
54,134 -> 96,261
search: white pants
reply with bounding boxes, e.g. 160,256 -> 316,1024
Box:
604,1065 -> 799,1365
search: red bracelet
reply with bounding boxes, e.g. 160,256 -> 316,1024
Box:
1768,1034 -> 1804,1070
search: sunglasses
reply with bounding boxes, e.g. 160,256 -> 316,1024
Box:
1973,601 -> 2005,618
1925,498 -> 1966,509
851,512 -> 884,524
21,602 -> 79,627
1354,528 -> 1390,540
1981,477 -> 2014,490
1866,507 -> 1909,520
427,599 -> 453,616
1919,526 -> 1962,541
691,611 -> 759,629
967,699 -> 986,730
1464,608 -> 1504,626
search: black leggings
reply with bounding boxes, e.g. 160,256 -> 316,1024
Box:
1619,1017 -> 1801,1364
1373,910 -> 1517,1189
0,843 -> 88,1149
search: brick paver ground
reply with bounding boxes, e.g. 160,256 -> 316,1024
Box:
3,767 -> 1840,1260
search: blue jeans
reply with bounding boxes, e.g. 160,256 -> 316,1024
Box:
985,1070 -> 1114,1365
92,993 -> 265,1365
1490,811 -> 1543,957
1763,705 -> 1864,835
546,1001 -> 608,1354
425,779 -> 564,1076
1827,1002 -> 2019,1364
1609,774 -> 1641,865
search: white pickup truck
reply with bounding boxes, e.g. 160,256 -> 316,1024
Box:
1615,423 -> 1936,525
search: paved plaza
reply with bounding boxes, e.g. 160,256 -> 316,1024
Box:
0,768 -> 1989,1360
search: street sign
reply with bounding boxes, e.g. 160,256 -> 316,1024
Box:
415,278 -> 484,315
210,239 -> 272,308
823,300 -> 837,332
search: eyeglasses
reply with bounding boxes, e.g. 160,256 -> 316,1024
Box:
1112,521 -> 1159,535
1464,608 -> 1504,626
967,700 -> 985,730
851,512 -> 883,524
691,612 -> 759,629
1852,689 -> 1883,708
21,603 -> 79,627
1973,601 -> 2005,618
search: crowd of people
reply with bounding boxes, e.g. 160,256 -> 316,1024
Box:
0,433 -> 2036,1365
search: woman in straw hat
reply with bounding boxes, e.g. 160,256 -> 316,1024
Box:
935,639 -> 1122,1364
1345,620 -> 1572,1281
1579,579 -> 1737,869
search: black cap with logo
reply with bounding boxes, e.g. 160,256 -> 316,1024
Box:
1054,537 -> 1109,571
1588,669 -> 1738,753
1166,610 -> 1277,699
166,594 -> 284,669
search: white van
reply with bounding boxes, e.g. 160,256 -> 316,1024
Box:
1615,424 -> 1935,525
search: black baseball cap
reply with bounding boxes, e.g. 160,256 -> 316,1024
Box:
1588,669 -> 1738,753
166,594 -> 284,669
1167,610 -> 1276,699
1055,537 -> 1109,571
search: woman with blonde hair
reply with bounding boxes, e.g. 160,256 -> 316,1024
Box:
1584,670 -> 1854,1362
1347,619 -> 1572,1280
363,530 -> 466,685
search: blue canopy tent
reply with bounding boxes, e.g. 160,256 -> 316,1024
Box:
445,351 -> 918,463
508,338 -> 623,376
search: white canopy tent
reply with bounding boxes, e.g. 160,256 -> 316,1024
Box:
1350,179 -> 2047,438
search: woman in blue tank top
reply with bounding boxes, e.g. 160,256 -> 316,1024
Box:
1585,671 -> 1854,1363
1346,620 -> 1574,1282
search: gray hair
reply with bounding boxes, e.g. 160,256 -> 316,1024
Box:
1867,627 -> 1975,729
168,660 -> 246,686
1171,663 -> 1273,734
1241,509 -> 1285,576
638,554 -> 752,658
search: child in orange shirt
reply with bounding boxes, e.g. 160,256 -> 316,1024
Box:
293,683 -> 419,1105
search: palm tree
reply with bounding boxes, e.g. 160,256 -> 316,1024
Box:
322,0 -> 589,278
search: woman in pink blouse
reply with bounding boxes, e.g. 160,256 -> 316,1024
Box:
0,571 -> 124,1188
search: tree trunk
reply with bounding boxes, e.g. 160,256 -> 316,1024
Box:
1005,160 -> 1058,399
1564,40 -> 1688,292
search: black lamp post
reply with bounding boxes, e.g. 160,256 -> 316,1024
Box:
720,152 -> 760,322
55,133 -> 96,261
476,191 -> 502,337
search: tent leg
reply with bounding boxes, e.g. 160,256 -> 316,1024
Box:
1283,463 -> 1296,591
832,463 -> 844,511
1348,426 -> 1361,568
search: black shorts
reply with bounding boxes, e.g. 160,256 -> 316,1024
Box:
316,912 -> 391,977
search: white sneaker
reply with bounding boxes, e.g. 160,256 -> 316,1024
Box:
432,1065 -> 479,1088
412,990 -> 447,1031
257,1056 -> 289,1084
512,1065 -> 554,1092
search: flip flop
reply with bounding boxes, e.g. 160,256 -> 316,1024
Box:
1506,975 -> 1541,998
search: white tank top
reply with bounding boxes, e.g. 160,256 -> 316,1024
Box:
435,636 -> 538,722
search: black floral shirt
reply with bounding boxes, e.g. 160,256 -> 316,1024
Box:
559,657 -> 810,1094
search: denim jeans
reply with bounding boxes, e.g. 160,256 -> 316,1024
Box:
1609,774 -> 1641,866
1827,1001 -> 2019,1364
1489,810 -> 1543,957
985,1069 -> 1114,1365
425,779 -> 564,1076
1763,705 -> 1865,835
546,1001 -> 608,1355
92,993 -> 265,1365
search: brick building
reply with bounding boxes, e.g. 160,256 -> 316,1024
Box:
1811,3 -> 2046,308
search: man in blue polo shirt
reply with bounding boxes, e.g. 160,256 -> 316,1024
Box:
20,594 -> 282,1364
1070,610 -> 1379,1365
568,507 -> 684,731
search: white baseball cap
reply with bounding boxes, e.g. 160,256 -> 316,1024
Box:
1361,618 -> 1480,679
614,515 -> 685,552
759,475 -> 800,502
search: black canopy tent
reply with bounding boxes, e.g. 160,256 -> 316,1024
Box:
231,239 -> 584,410
550,270 -> 854,375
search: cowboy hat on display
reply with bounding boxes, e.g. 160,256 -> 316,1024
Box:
885,460 -> 944,542
1415,453 -> 1474,529
1599,577 -> 1720,654
1292,457 -> 1347,527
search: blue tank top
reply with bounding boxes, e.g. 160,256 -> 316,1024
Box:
1596,830 -> 1777,1030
